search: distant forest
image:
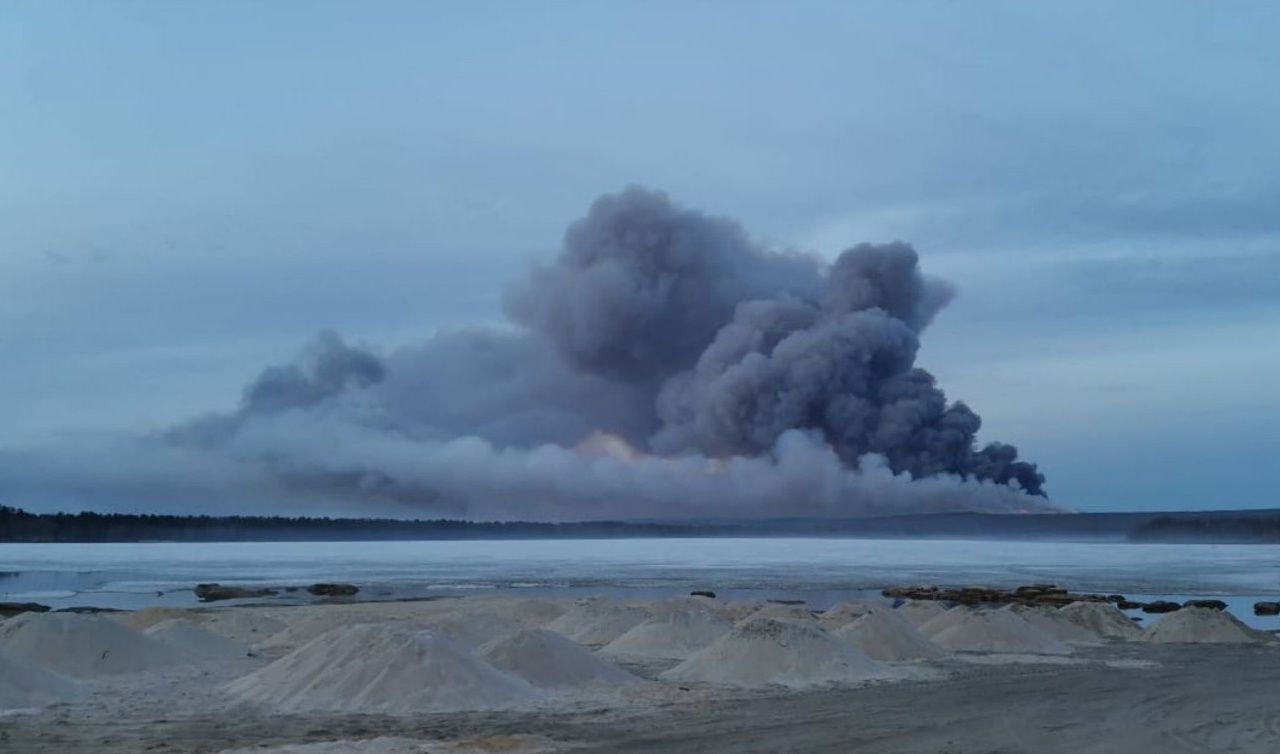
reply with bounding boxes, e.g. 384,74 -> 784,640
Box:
3,505 -> 1278,544
1127,515 -> 1280,544
0,506 -> 719,543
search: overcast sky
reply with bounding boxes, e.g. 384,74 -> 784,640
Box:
2,1 -> 1278,512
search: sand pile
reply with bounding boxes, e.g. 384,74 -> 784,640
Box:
1060,601 -> 1143,640
1143,607 -> 1277,645
834,607 -> 947,661
225,623 -> 541,714
896,599 -> 949,627
0,612 -> 183,678
0,650 -> 79,711
145,619 -> 252,660
545,599 -> 651,646
1004,605 -> 1102,645
923,608 -> 1072,655
740,603 -> 817,625
599,603 -> 731,660
661,617 -> 892,688
819,601 -> 876,629
479,629 -> 641,689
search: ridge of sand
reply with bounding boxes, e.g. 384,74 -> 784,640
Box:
818,601 -> 876,629
1059,601 -> 1143,640
202,610 -> 289,646
1003,604 -> 1103,645
545,599 -> 651,646
661,617 -> 895,688
225,623 -> 542,714
896,599 -> 949,628
599,603 -> 731,660
144,619 -> 253,660
0,649 -> 80,711
112,607 -> 205,632
425,598 -> 570,649
479,628 -> 641,689
0,612 -> 183,678
924,608 -> 1072,655
834,607 -> 947,661
1143,607 -> 1277,645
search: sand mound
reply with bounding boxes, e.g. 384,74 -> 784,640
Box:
1060,601 -> 1143,640
202,610 -> 288,645
0,612 -> 183,678
896,599 -> 949,628
1143,607 -> 1276,645
145,619 -> 252,660
834,607 -> 947,661
545,599 -> 651,646
0,650 -> 79,711
225,623 -> 541,714
1004,605 -> 1102,645
661,617 -> 893,688
740,603 -> 817,625
599,603 -> 731,660
479,629 -> 641,689
819,601 -> 876,629
926,608 -> 1072,655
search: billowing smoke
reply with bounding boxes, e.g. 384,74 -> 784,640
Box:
5,187 -> 1050,518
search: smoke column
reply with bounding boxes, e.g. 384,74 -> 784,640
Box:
6,187 -> 1051,518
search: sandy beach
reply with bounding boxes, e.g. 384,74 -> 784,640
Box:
2,593 -> 1278,754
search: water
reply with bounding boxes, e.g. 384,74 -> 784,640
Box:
2,538 -> 1278,628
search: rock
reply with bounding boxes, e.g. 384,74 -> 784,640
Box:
690,590 -> 716,599
767,599 -> 806,605
0,603 -> 50,618
1142,601 -> 1181,614
194,583 -> 278,602
1182,599 -> 1227,611
1254,602 -> 1280,616
306,583 -> 359,597
1117,600 -> 1144,610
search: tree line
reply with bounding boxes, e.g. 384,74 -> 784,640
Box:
0,506 -> 717,543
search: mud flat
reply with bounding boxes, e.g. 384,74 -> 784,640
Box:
1,594 -> 1278,753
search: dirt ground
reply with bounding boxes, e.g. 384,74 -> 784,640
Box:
5,643 -> 1279,754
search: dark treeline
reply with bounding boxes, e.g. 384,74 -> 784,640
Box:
5,505 -> 1280,543
0,506 -> 723,543
1128,514 -> 1280,543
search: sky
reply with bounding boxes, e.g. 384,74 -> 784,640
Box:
1,1 -> 1278,513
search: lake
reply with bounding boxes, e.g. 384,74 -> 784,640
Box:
3,538 -> 1278,628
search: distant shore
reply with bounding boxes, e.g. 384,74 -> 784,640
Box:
5,505 -> 1280,543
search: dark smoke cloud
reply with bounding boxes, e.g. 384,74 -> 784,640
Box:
4,187 -> 1050,518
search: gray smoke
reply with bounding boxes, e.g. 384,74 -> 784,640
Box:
5,187 -> 1050,518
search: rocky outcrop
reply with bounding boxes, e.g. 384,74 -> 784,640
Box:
1254,602 -> 1280,616
0,602 -> 50,618
1141,601 -> 1181,614
1182,599 -> 1227,611
881,584 -> 1134,610
193,583 -> 278,602
306,583 -> 359,597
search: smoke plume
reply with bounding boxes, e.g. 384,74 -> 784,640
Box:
7,187 -> 1050,518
